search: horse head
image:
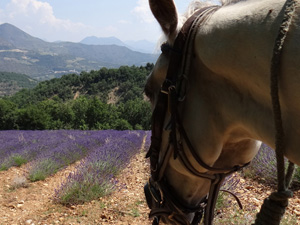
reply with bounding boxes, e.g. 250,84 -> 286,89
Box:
143,0 -> 275,224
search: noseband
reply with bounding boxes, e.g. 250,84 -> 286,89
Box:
144,6 -> 249,225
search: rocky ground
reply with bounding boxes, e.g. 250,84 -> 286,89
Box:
0,148 -> 299,225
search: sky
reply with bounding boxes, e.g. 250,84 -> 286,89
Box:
0,0 -> 195,43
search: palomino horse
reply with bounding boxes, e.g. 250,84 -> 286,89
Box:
144,0 -> 300,224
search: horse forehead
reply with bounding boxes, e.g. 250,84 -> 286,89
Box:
148,54 -> 169,86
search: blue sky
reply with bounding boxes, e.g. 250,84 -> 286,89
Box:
0,0 -> 193,43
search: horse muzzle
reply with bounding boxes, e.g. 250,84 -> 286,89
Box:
144,180 -> 163,210
144,179 -> 204,225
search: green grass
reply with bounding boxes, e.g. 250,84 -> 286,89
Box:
11,155 -> 28,167
215,192 -> 226,210
54,155 -> 127,205
99,202 -> 106,209
28,158 -> 60,181
0,165 -> 8,171
134,200 -> 144,206
293,165 -> 300,182
130,208 -> 140,217
29,170 -> 47,181
55,180 -> 113,205
80,210 -> 88,217
214,209 -> 255,225
0,154 -> 28,171
128,200 -> 144,218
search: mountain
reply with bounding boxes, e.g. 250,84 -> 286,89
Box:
0,23 -> 48,51
80,36 -> 156,53
0,23 -> 158,80
80,36 -> 126,46
124,40 -> 156,54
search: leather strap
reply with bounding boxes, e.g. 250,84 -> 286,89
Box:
146,6 -> 220,181
145,5 -> 249,225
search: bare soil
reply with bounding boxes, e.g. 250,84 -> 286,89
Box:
0,148 -> 299,225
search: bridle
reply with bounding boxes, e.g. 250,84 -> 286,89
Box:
144,5 -> 249,225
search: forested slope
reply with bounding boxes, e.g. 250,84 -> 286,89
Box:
0,72 -> 38,97
0,64 -> 153,130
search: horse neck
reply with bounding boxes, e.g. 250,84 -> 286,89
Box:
186,0 -> 300,166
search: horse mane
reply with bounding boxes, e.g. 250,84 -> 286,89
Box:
156,0 -> 243,50
182,0 -> 243,22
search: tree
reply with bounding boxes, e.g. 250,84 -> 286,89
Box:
16,105 -> 51,130
85,97 -> 119,130
119,98 -> 151,130
71,96 -> 89,130
112,119 -> 133,130
38,99 -> 74,129
2,64 -> 154,130
0,99 -> 17,129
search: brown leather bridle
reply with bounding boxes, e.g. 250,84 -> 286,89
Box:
144,5 -> 249,225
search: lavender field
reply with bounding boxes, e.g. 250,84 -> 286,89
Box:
0,130 -> 150,204
1,130 -> 300,224
1,130 -> 299,208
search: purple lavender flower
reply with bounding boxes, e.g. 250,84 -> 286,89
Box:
243,143 -> 278,184
54,130 -> 148,205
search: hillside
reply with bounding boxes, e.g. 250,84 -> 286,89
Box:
0,23 -> 158,80
0,72 -> 38,97
9,64 -> 153,105
0,64 -> 153,130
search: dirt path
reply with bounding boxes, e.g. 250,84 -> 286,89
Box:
0,146 -> 151,225
0,147 -> 299,225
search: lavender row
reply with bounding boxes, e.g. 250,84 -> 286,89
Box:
26,130 -> 132,181
0,130 -> 122,174
54,130 -> 148,205
0,130 -> 69,170
242,143 -> 280,184
243,143 -> 300,184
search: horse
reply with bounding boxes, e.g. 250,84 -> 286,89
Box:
143,0 -> 300,224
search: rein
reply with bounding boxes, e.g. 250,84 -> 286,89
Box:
254,0 -> 296,224
145,5 -> 248,225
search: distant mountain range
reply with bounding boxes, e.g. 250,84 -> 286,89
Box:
0,23 -> 158,80
80,36 -> 156,53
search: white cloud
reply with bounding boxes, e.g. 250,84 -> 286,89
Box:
104,25 -> 117,33
0,0 -> 93,42
0,7 -> 3,24
132,0 -> 155,23
118,20 -> 130,24
0,0 -> 162,42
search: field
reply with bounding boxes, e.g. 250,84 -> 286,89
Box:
0,130 -> 299,224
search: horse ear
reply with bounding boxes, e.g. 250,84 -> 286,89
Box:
149,0 -> 178,38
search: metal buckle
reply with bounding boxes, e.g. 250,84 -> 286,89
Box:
160,79 -> 173,95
